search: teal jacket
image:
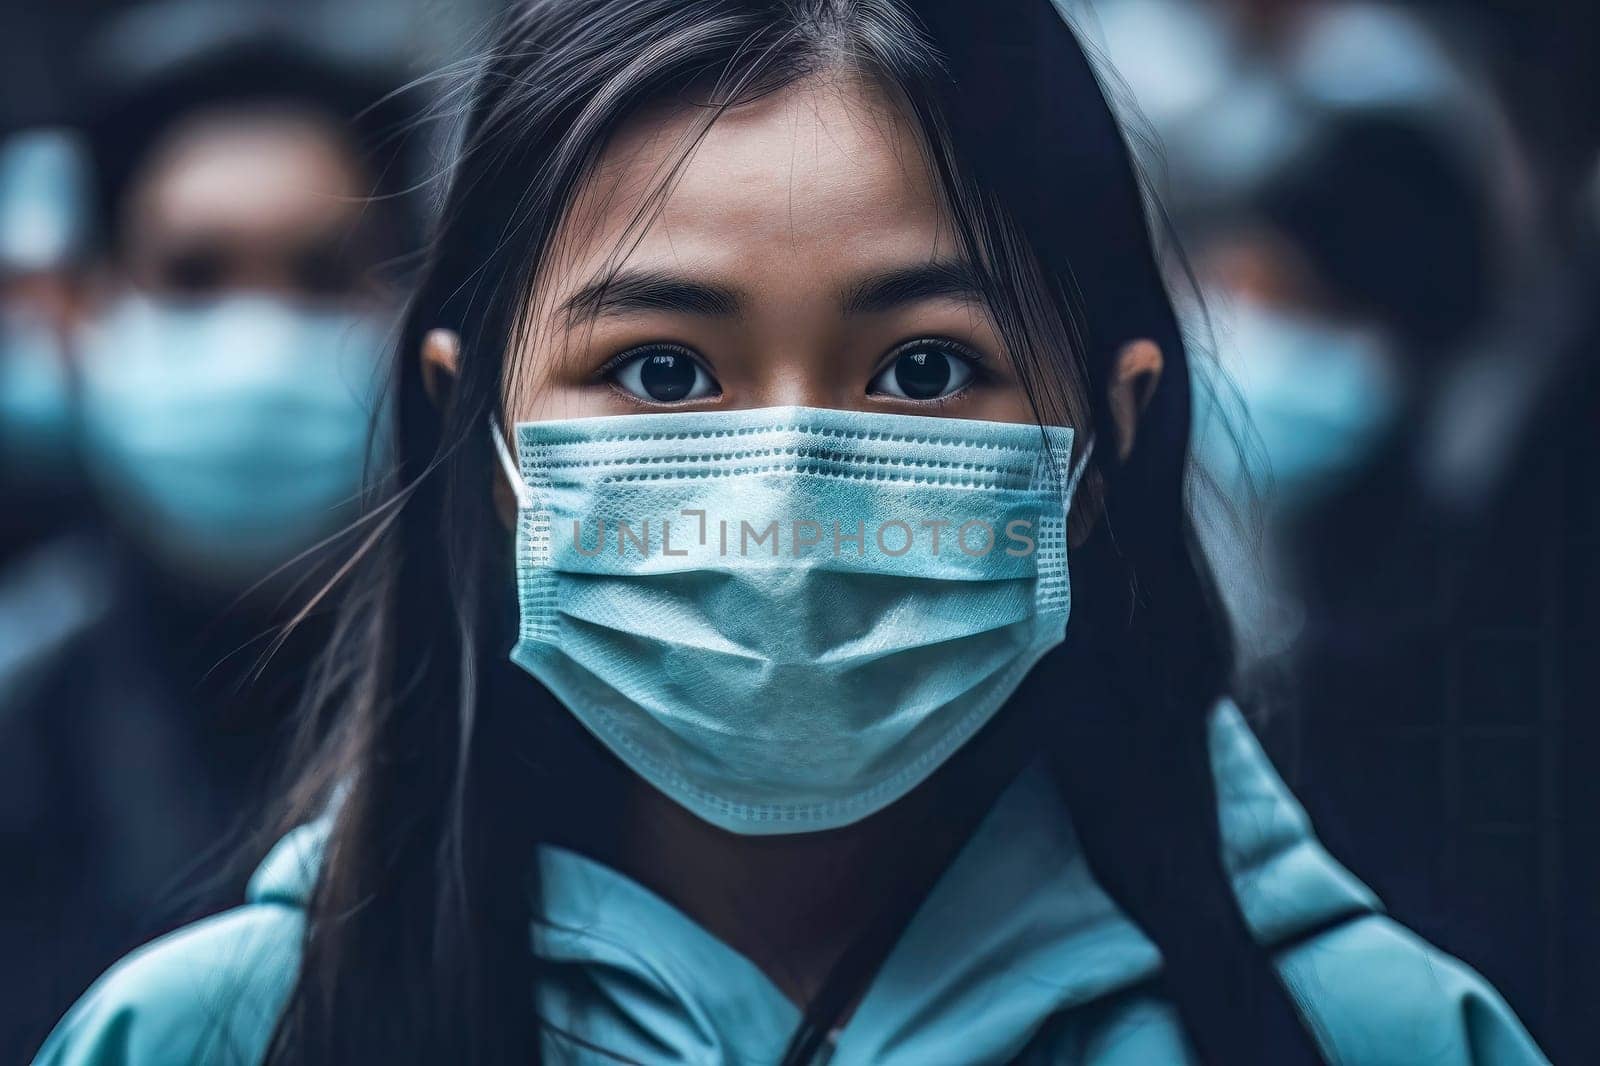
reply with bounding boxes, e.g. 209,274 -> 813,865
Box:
35,704 -> 1546,1064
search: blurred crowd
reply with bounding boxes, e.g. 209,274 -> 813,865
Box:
0,1 -> 463,1054
0,0 -> 1594,1060
1084,1 -> 1599,1059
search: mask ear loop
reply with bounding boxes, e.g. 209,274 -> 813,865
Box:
1064,434 -> 1096,510
492,417 -> 558,646
490,418 -> 536,511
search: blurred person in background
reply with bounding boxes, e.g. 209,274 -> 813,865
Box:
0,2 -> 420,1056
0,129 -> 93,564
1096,0 -> 1531,673
1099,0 -> 1595,1056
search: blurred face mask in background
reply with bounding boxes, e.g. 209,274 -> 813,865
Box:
0,303 -> 74,479
1195,296 -> 1402,512
75,294 -> 388,585
495,406 -> 1093,835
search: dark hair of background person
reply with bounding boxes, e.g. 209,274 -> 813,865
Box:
256,2 -> 1329,1064
1253,111 -> 1498,366
75,5 -> 422,265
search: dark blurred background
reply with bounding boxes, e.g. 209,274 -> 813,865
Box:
0,0 -> 1594,1061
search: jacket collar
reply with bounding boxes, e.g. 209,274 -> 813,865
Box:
250,702 -> 1378,1063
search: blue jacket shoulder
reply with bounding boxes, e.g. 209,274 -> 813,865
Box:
31,903 -> 302,1066
1282,913 -> 1548,1065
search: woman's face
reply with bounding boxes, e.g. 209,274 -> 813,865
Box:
499,72 -> 1045,427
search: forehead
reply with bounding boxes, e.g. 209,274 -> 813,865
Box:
541,72 -> 951,301
126,109 -> 367,248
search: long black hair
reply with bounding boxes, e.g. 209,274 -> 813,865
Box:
263,2 -> 1326,1063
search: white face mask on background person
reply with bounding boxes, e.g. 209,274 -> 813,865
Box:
74,294 -> 390,586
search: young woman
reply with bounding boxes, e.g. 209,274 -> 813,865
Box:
35,1 -> 1545,1063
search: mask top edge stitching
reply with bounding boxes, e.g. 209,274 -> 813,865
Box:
516,422 -> 1074,451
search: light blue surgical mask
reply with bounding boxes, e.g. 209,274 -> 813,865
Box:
495,405 -> 1093,834
76,294 -> 389,584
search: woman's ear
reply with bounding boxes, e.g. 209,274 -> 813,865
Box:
1108,339 -> 1164,461
421,328 -> 462,407
1067,339 -> 1166,547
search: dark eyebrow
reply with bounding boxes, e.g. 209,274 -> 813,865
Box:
560,268 -> 742,323
839,259 -> 986,315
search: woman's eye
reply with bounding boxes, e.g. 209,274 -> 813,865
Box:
609,345 -> 720,403
868,340 -> 978,401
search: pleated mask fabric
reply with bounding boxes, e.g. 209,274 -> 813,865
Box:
495,405 -> 1091,834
